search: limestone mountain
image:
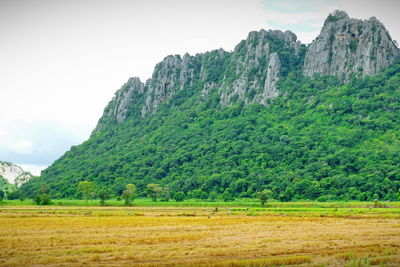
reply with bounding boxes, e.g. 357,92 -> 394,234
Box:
94,11 -> 397,134
0,161 -> 32,187
21,11 -> 400,201
93,29 -> 304,133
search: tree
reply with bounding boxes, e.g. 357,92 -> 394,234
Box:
7,190 -> 21,200
77,181 -> 95,203
160,187 -> 170,201
0,190 -> 4,201
173,192 -> 185,202
39,194 -> 51,205
209,191 -> 218,201
257,189 -> 272,207
121,184 -> 136,206
147,184 -> 163,202
98,189 -> 109,206
279,187 -> 294,201
34,186 -> 51,205
222,189 -> 234,202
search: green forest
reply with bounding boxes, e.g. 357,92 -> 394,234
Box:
19,59 -> 400,202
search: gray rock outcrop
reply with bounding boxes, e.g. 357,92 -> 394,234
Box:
304,10 -> 399,81
0,161 -> 32,187
93,11 -> 399,134
260,52 -> 281,104
93,77 -> 145,132
219,29 -> 300,105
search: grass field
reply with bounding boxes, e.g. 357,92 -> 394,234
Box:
2,198 -> 400,208
0,202 -> 399,266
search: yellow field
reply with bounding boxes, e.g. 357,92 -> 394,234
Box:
0,206 -> 399,266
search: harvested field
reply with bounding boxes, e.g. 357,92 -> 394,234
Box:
0,206 -> 399,266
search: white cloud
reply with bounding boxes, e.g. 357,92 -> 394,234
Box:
18,164 -> 48,176
10,140 -> 33,154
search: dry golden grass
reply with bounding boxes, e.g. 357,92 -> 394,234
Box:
0,206 -> 399,266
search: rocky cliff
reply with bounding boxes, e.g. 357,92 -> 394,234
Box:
304,10 -> 399,81
94,11 -> 398,133
0,161 -> 32,187
93,77 -> 146,132
94,29 -> 303,132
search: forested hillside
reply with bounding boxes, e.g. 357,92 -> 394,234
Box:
20,11 -> 400,201
21,62 -> 400,201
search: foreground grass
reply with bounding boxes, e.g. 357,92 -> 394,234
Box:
0,205 -> 399,266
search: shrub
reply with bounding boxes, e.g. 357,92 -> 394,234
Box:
7,190 -> 20,200
173,192 -> 185,202
34,193 -> 51,205
222,189 -> 234,202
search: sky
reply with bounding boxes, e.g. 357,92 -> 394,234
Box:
0,0 -> 399,175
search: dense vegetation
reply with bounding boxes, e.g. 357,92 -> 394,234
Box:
0,176 -> 15,196
20,58 -> 400,201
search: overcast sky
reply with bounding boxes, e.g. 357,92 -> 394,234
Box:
0,0 -> 399,175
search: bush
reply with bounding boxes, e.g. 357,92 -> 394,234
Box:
209,191 -> 218,202
7,191 -> 20,200
173,192 -> 185,202
222,189 -> 234,202
40,194 -> 52,205
34,193 -> 51,205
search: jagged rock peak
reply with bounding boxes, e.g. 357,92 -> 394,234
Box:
142,53 -> 201,117
93,77 -> 145,133
219,29 -> 303,106
235,29 -> 301,53
325,10 -> 349,23
305,10 -> 399,81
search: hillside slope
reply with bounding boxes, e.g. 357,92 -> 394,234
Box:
21,11 -> 400,201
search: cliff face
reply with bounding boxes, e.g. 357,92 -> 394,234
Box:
304,10 -> 399,81
93,77 -> 145,132
142,53 -> 203,116
94,11 -> 398,133
0,161 -> 32,187
94,30 -> 302,132
220,30 -> 301,105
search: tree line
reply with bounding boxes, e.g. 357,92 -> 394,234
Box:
0,181 -> 277,207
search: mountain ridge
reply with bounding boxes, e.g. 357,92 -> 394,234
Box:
93,10 -> 398,134
20,11 -> 400,201
93,28 -> 305,134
